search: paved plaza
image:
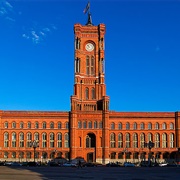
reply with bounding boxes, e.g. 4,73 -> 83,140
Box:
0,166 -> 180,180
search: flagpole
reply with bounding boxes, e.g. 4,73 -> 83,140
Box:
84,1 -> 93,25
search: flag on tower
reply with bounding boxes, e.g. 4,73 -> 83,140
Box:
83,2 -> 90,14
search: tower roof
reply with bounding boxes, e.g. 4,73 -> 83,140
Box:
86,12 -> 93,26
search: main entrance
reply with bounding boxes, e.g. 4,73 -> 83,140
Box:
86,133 -> 96,162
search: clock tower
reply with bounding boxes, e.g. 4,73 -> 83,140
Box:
71,22 -> 109,111
69,12 -> 110,163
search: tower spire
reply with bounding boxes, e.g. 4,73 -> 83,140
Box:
86,12 -> 93,26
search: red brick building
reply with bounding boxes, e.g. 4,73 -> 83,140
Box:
0,15 -> 179,164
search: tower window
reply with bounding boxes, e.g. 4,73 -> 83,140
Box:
92,88 -> 95,99
86,55 -> 95,75
91,56 -> 95,75
78,121 -> 82,128
85,88 -> 89,100
75,58 -> 80,73
86,56 -> 90,75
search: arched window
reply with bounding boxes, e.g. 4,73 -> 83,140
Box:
12,152 -> 16,158
92,88 -> 95,99
86,56 -> 90,75
162,123 -> 167,130
83,121 -> 87,128
19,132 -> 24,147
133,133 -> 138,148
19,151 -> 24,159
125,133 -> 130,148
110,133 -> 115,148
126,122 -> 130,130
42,122 -> 46,129
27,122 -> 31,129
111,122 -> 115,130
85,88 -> 89,100
64,133 -> 69,148
4,152 -> 8,158
118,133 -> 123,148
58,122 -> 62,129
118,152 -> 123,159
155,123 -> 159,130
100,58 -> 104,73
170,123 -> 174,130
91,56 -> 95,75
140,123 -> 145,130
4,122 -> 8,128
94,121 -> 98,129
110,152 -> 116,159
169,133 -> 174,148
88,121 -> 92,128
26,152 -> 31,159
57,133 -> 62,148
155,133 -> 160,148
35,122 -> 39,129
12,122 -> 16,128
12,132 -> 16,147
86,55 -> 95,75
140,133 -> 145,148
34,133 -> 39,142
147,133 -> 153,142
118,123 -> 122,130
148,123 -> 152,130
75,58 -> 80,73
133,123 -> 137,130
27,132 -> 32,147
50,133 -> 54,148
99,121 -> 102,129
42,133 -> 47,148
162,133 -> 167,148
20,122 -> 24,129
4,132 -> 9,147
50,122 -> 54,129
65,122 -> 69,129
78,121 -> 82,128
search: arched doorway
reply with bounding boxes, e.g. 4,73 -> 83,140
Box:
86,133 -> 96,162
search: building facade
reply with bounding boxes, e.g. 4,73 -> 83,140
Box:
0,16 -> 180,164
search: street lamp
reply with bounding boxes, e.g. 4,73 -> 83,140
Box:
53,149 -> 57,159
144,141 -> 154,167
123,148 -> 128,162
30,140 -> 38,163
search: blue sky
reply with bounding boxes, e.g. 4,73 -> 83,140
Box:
0,0 -> 180,112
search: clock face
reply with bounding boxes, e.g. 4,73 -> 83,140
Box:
85,43 -> 94,52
